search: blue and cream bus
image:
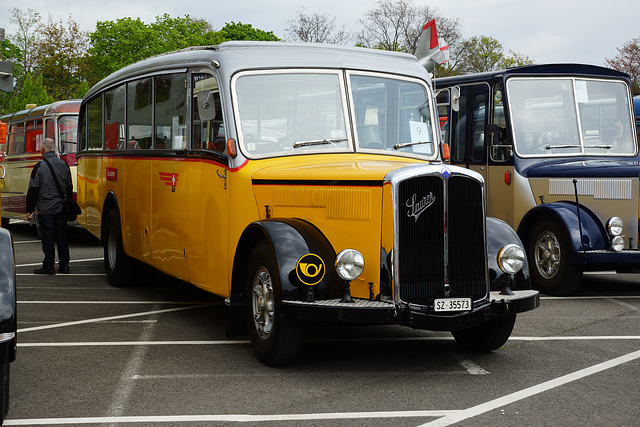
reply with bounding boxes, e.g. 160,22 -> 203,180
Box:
436,64 -> 640,295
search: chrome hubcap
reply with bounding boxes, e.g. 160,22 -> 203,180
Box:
535,231 -> 560,279
251,266 -> 275,339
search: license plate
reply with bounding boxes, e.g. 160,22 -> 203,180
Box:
434,298 -> 471,312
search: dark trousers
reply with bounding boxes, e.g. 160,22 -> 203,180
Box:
39,212 -> 70,268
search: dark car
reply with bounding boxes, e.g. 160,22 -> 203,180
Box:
0,220 -> 17,423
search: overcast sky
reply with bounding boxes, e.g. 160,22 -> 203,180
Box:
1,0 -> 638,67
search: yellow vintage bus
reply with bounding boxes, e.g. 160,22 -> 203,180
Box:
0,100 -> 81,227
77,42 -> 538,365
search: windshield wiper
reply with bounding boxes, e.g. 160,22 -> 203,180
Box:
545,144 -> 612,150
583,145 -> 613,149
544,144 -> 581,150
394,140 -> 434,150
292,138 -> 348,148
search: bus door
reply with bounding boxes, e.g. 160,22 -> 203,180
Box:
448,84 -> 489,181
485,84 -> 516,227
148,73 -> 189,280
185,70 -> 229,296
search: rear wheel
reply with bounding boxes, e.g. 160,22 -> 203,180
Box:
452,314 -> 516,352
246,240 -> 303,366
527,219 -> 582,296
103,209 -> 135,287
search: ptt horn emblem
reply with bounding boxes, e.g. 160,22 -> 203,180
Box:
296,254 -> 326,286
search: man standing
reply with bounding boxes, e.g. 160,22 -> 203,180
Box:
26,138 -> 71,275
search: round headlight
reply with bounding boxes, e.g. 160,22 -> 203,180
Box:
611,235 -> 625,251
335,249 -> 364,281
607,217 -> 623,236
497,244 -> 525,274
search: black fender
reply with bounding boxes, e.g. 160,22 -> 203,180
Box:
100,191 -> 122,244
0,228 -> 17,365
517,202 -> 607,262
486,217 -> 531,292
230,218 -> 341,305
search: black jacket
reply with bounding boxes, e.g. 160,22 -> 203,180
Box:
26,152 -> 73,215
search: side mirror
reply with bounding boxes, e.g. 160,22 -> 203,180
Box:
197,90 -> 217,122
450,87 -> 460,112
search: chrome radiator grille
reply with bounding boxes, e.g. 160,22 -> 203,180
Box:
396,174 -> 487,305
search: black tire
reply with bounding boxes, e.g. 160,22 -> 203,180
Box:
245,240 -> 303,366
527,219 -> 582,296
452,314 -> 516,352
0,217 -> 8,228
103,209 -> 135,287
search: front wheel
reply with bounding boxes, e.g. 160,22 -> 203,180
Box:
452,314 -> 516,352
103,209 -> 135,287
246,240 -> 303,366
527,219 -> 582,296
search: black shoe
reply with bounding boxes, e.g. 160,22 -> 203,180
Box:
34,267 -> 56,275
58,265 -> 69,274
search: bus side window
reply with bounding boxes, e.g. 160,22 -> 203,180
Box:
105,85 -> 125,150
192,73 -> 225,153
155,73 -> 187,150
8,123 -> 24,155
86,95 -> 103,150
128,78 -> 153,150
470,91 -> 487,163
0,122 -> 6,153
25,119 -> 42,153
44,118 -> 55,140
450,92 -> 467,162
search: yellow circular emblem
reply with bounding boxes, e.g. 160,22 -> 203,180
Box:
296,254 -> 326,286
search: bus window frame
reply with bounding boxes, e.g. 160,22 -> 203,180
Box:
505,76 -> 638,158
190,67 -> 227,155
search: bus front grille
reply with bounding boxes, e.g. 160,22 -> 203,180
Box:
396,174 -> 487,306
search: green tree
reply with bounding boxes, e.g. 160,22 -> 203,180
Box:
455,35 -> 532,74
87,14 -> 225,85
9,7 -> 40,74
0,38 -> 24,114
32,14 -> 90,100
218,22 -> 279,41
1,73 -> 53,114
606,37 -> 640,94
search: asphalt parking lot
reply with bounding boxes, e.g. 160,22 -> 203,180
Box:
3,220 -> 640,426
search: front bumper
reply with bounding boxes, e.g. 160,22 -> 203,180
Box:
282,289 -> 539,332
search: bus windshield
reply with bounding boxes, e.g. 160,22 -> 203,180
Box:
507,78 -> 637,157
233,71 -> 437,159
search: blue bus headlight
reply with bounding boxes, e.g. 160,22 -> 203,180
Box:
497,244 -> 525,274
335,249 -> 364,281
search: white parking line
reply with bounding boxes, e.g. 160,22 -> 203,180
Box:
15,257 -> 104,268
419,349 -> 640,426
2,410 -> 460,425
16,335 -> 640,348
16,304 -> 216,333
3,349 -> 640,425
18,301 -> 218,305
457,359 -> 490,375
17,273 -> 106,276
